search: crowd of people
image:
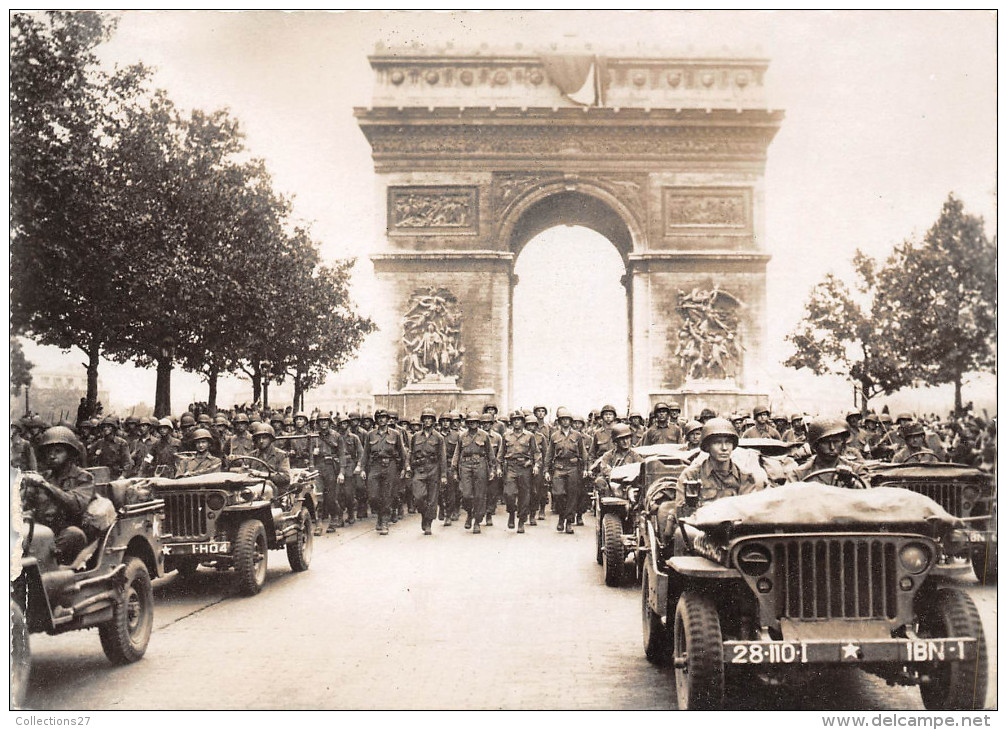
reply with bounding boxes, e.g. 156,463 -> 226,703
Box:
10,399 -> 997,545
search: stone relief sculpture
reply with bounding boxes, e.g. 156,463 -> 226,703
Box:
390,189 -> 475,229
674,286 -> 744,382
401,288 -> 464,384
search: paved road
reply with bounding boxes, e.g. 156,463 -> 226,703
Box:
22,511 -> 997,710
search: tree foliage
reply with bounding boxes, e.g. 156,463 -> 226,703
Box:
874,194 -> 996,414
784,250 -> 914,409
10,338 -> 35,397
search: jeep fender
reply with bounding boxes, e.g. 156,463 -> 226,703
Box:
666,555 -> 741,579
124,535 -> 163,580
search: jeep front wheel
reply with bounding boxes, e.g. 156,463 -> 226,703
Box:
595,516 -> 603,565
11,601 -> 30,708
286,509 -> 313,572
234,519 -> 268,596
970,542 -> 997,584
602,512 -> 625,586
673,591 -> 724,710
641,568 -> 670,665
99,557 -> 154,664
917,588 -> 988,710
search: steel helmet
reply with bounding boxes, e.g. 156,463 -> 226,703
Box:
600,404 -> 617,416
896,412 -> 914,423
157,418 -> 174,430
142,416 -> 158,428
534,405 -> 548,414
525,415 -> 539,426
900,421 -> 926,439
464,412 -> 481,423
101,415 -> 120,429
555,407 -> 573,420
295,411 -> 309,421
668,401 -> 682,412
483,403 -> 497,413
479,412 -> 494,423
752,404 -> 771,418
387,410 -> 399,420
698,408 -> 717,422
806,418 -> 850,449
863,412 -> 880,425
37,426 -> 85,461
509,410 -> 525,422
845,409 -> 863,423
653,402 -> 670,413
214,415 -> 230,426
438,412 -> 451,421
191,428 -> 214,442
196,413 -> 211,425
449,410 -> 462,421
611,423 -> 632,440
629,411 -> 643,421
233,413 -> 250,425
699,418 -> 739,452
317,412 -> 333,423
125,415 -> 140,426
270,413 -> 284,424
683,420 -> 703,440
348,412 -> 361,420
250,422 -> 276,440
420,407 -> 437,420
373,409 -> 387,420
180,414 -> 197,428
791,413 -> 805,423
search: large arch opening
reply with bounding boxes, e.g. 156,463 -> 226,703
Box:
511,225 -> 628,414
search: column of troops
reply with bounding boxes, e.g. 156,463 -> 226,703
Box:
11,401 -> 995,540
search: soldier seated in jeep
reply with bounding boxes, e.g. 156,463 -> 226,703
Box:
175,429 -> 222,477
19,427 -> 96,563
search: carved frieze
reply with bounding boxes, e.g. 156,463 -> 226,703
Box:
388,186 -> 478,234
491,171 -> 647,222
662,187 -> 751,234
401,287 -> 464,385
673,287 -> 744,383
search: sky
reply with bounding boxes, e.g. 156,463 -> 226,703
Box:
15,10 -> 997,416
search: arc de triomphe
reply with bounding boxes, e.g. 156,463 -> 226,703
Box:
356,45 -> 783,418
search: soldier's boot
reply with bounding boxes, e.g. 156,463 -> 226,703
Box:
326,520 -> 338,534
575,514 -> 584,527
335,513 -> 346,528
517,517 -> 525,534
565,520 -> 575,535
485,514 -> 493,527
313,522 -> 324,537
357,504 -> 368,519
538,507 -> 546,520
507,511 -> 515,530
472,522 -> 481,535
390,509 -> 399,524
346,513 -> 355,526
556,518 -> 565,532
528,514 -> 537,527
464,514 -> 473,530
380,521 -> 389,536
423,518 -> 432,536
437,505 -> 444,521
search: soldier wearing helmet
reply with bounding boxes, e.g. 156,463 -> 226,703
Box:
730,413 -> 746,434
143,418 -> 180,477
19,427 -> 97,563
312,413 -> 341,533
285,412 -> 313,470
643,402 -> 683,445
451,412 -> 496,534
844,409 -> 870,456
499,410 -> 540,532
86,416 -> 132,479
480,412 -> 504,526
742,405 -> 781,440
792,418 -> 866,485
595,423 -> 642,496
175,429 -> 222,477
524,415 -> 549,520
245,422 -> 291,492
11,420 -> 38,472
590,404 -> 619,462
336,415 -> 365,524
533,405 -> 551,436
482,403 -> 506,437
361,409 -> 408,535
438,411 -> 462,525
683,420 -> 704,449
782,413 -> 808,445
544,406 -> 589,534
672,418 -> 762,515
406,407 -> 447,535
892,422 -> 940,464
627,412 -> 646,447
227,412 -> 255,461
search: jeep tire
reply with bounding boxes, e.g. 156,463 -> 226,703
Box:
11,600 -> 30,708
99,557 -> 154,664
642,568 -> 670,665
918,588 -> 988,710
234,519 -> 268,596
602,512 -> 625,586
673,590 -> 725,710
595,516 -> 603,566
286,509 -> 313,572
970,542 -> 997,585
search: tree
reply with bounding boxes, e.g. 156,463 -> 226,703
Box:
784,250 -> 914,410
875,194 -> 997,415
10,338 -> 35,397
10,11 -> 150,413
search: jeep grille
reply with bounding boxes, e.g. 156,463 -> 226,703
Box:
163,492 -> 209,539
877,481 -> 968,518
774,538 -> 898,620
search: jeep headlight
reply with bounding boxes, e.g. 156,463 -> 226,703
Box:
737,544 -> 772,576
206,493 -> 226,511
899,543 -> 931,574
239,487 -> 254,502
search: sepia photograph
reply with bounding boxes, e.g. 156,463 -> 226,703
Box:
9,9 -> 996,715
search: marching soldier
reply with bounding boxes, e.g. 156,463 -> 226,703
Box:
286,412 -> 313,469
406,408 -> 447,535
361,409 -> 407,536
87,416 -> 132,479
590,404 -> 618,461
500,411 -> 540,533
439,412 -> 461,526
386,410 -> 406,522
314,414 -> 342,534
533,405 -> 552,436
482,403 -> 506,437
742,404 -> 782,439
337,415 -> 366,522
145,418 -> 180,477
545,407 -> 589,534
525,415 -> 548,521
481,412 -> 504,526
628,411 -> 646,447
452,412 -> 496,534
227,413 -> 255,461
175,429 -> 222,477
643,402 -> 682,445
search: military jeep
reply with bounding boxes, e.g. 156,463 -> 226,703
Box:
640,479 -> 988,710
146,459 -> 319,596
11,468 -> 166,708
866,462 -> 996,584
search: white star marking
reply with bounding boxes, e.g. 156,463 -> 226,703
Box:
842,642 -> 860,659
162,546 -> 172,555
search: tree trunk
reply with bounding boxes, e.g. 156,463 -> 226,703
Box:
262,379 -> 270,410
207,364 -> 219,415
292,372 -> 303,414
954,371 -> 963,417
85,337 -> 100,415
24,385 -> 30,417
251,366 -> 262,406
154,357 -> 173,417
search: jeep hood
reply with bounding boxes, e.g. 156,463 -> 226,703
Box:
866,463 -> 990,482
142,472 -> 264,489
684,482 -> 959,531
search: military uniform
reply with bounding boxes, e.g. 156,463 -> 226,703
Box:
742,423 -> 782,440
362,425 -> 408,531
175,452 -> 222,477
595,444 -> 643,496
23,464 -> 96,561
545,426 -> 589,529
408,428 -> 447,533
227,431 -> 255,460
87,434 -> 132,479
441,424 -> 461,522
892,446 -> 939,464
286,428 -> 313,469
485,426 -> 504,522
528,426 -> 548,518
314,427 -> 342,528
500,426 -> 540,529
791,455 -> 865,485
252,443 -> 292,492
146,435 -> 180,477
338,427 -> 364,521
643,422 -> 683,445
451,427 -> 496,531
10,433 -> 37,471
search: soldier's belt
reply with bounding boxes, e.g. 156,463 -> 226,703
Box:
506,457 -> 533,466
461,456 -> 486,462
371,456 -> 396,464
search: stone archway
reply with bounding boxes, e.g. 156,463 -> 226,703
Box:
357,46 -> 783,418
